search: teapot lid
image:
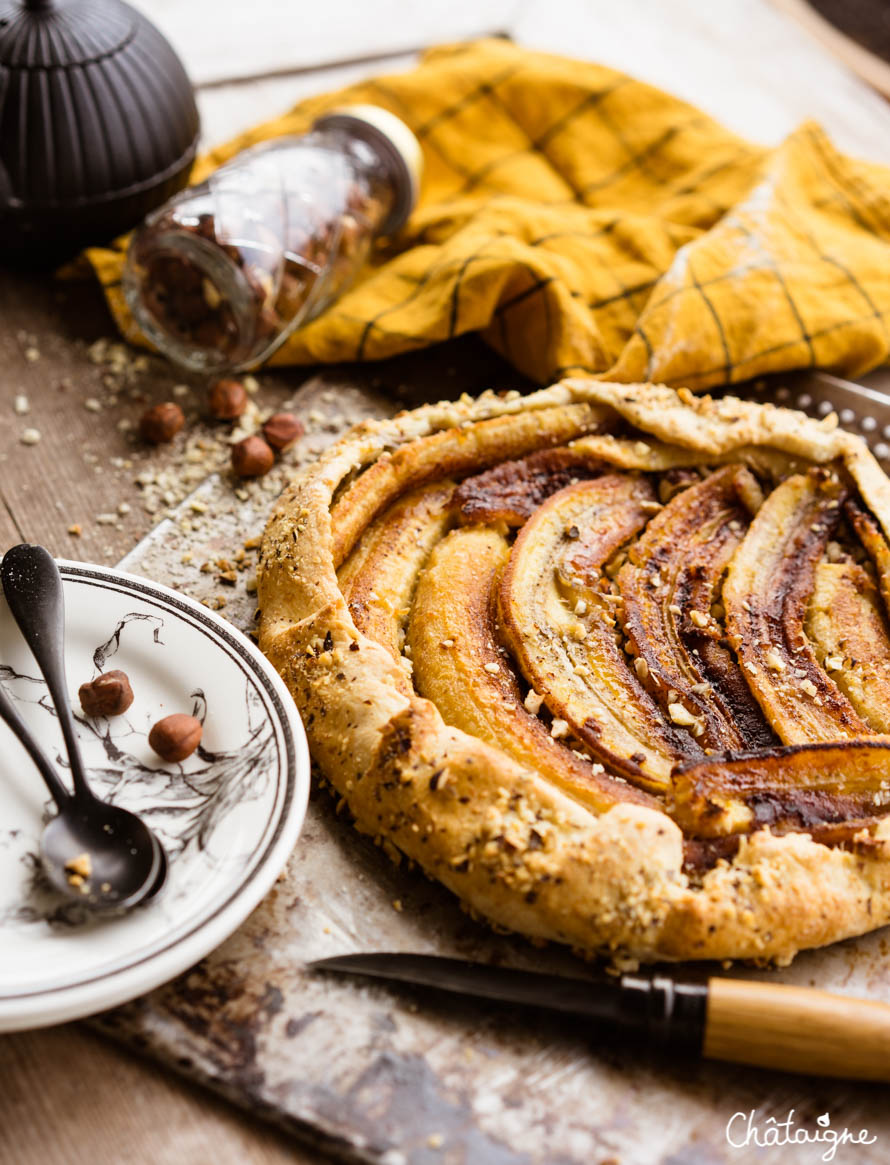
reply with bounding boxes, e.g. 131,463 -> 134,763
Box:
0,0 -> 133,68
0,0 -> 200,262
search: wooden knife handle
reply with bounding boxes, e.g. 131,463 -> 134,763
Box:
704,977 -> 890,1081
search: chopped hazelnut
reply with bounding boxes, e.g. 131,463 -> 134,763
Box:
64,852 -> 92,880
524,689 -> 544,715
140,402 -> 185,444
79,670 -> 134,717
764,648 -> 785,671
231,435 -> 275,477
262,412 -> 305,452
148,713 -> 203,762
208,378 -> 248,420
668,702 -> 699,728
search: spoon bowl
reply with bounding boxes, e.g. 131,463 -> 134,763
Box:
41,798 -> 165,910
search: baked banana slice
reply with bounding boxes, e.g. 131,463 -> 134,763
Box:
671,741 -> 890,837
617,465 -> 770,752
807,561 -> 890,734
453,447 -> 606,527
338,481 -> 455,683
498,475 -> 698,789
723,469 -> 870,743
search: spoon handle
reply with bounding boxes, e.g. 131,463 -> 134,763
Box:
0,678 -> 70,807
1,545 -> 93,801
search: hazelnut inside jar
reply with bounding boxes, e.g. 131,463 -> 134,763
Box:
124,106 -> 421,375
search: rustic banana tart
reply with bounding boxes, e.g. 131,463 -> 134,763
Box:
258,380 -> 890,964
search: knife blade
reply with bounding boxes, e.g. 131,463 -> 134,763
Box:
310,952 -> 890,1082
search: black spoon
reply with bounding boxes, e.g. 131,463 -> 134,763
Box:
0,544 -> 166,910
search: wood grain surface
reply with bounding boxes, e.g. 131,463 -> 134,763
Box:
2,0 -> 890,1161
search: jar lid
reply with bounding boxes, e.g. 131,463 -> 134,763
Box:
313,104 -> 422,234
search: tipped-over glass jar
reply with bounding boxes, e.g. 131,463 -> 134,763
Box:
124,105 -> 422,374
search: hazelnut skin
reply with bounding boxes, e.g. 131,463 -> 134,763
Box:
79,670 -> 134,717
262,412 -> 305,452
148,714 -> 203,763
231,435 -> 275,477
140,402 -> 185,444
208,378 -> 248,420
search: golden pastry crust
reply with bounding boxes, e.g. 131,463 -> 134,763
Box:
259,380 -> 890,964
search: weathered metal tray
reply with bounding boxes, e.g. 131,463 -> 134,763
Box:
93,371 -> 890,1165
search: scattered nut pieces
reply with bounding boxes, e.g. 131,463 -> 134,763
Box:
140,401 -> 185,444
148,713 -> 203,762
79,670 -> 134,718
262,412 -> 305,452
13,394 -> 29,415
231,435 -> 275,478
20,428 -> 41,445
208,378 -> 248,420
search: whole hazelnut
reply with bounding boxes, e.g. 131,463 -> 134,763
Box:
262,412 -> 305,452
140,401 -> 185,444
148,713 -> 203,763
208,378 -> 248,420
231,435 -> 275,477
79,670 -> 134,718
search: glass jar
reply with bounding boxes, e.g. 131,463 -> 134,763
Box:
123,105 -> 421,374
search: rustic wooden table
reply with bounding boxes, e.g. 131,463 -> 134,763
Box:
2,1 -> 890,1162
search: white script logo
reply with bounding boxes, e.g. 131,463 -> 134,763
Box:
726,1109 -> 877,1162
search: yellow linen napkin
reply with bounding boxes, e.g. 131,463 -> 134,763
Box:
87,38 -> 890,389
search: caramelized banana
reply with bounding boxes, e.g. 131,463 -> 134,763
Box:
847,499 -> 890,622
454,447 -> 605,527
407,526 -> 657,813
806,561 -> 890,733
671,741 -> 890,837
339,482 -> 455,683
618,466 -> 771,751
499,476 -> 699,790
723,470 -> 869,743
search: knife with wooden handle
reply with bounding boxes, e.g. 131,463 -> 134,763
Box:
310,952 -> 890,1082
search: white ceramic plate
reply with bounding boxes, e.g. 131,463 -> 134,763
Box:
0,560 -> 309,1031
